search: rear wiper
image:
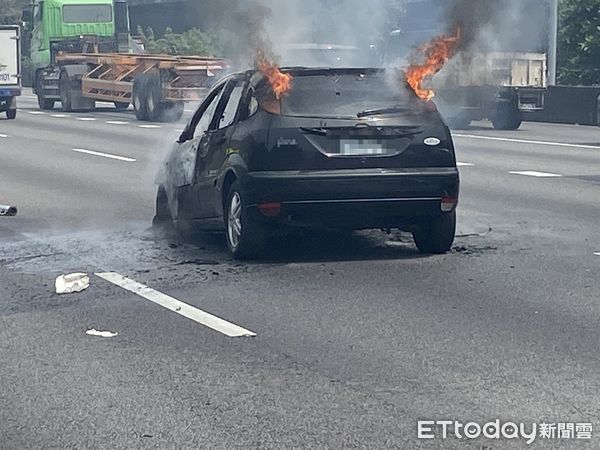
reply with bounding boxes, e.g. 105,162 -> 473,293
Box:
357,106 -> 413,118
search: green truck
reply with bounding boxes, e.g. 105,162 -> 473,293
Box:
24,0 -> 225,121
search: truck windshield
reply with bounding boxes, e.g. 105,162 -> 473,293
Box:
62,5 -> 113,23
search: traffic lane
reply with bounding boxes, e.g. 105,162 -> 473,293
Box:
454,135 -> 600,177
0,133 -> 155,229
0,270 -> 415,448
459,120 -> 600,147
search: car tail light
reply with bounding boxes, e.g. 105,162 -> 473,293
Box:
258,202 -> 282,217
441,196 -> 458,212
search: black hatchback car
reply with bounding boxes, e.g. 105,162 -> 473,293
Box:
155,68 -> 460,259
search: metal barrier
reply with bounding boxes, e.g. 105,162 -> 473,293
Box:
524,85 -> 600,125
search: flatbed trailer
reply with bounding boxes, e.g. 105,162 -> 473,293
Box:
37,52 -> 226,122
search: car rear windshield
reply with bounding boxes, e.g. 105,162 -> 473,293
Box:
274,72 -> 423,118
62,5 -> 113,23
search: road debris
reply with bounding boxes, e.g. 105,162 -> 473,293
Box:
0,204 -> 18,216
85,329 -> 118,338
55,273 -> 90,294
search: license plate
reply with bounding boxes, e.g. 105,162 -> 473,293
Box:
340,139 -> 385,156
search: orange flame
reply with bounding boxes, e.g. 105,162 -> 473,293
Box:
256,51 -> 293,100
405,30 -> 460,101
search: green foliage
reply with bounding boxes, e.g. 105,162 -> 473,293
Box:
558,0 -> 600,86
0,0 -> 30,25
139,27 -> 230,58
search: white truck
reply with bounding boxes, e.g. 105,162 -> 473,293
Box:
0,25 -> 21,120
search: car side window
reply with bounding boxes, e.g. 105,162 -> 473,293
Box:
192,85 -> 225,139
218,82 -> 245,130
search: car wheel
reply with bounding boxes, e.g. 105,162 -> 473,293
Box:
225,181 -> 266,260
413,211 -> 456,254
152,186 -> 172,228
6,109 -> 16,120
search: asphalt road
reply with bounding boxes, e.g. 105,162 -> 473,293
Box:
1,92 -> 599,448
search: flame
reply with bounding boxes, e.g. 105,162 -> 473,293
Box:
405,30 -> 460,101
256,51 -> 293,100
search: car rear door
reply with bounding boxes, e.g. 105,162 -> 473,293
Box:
195,78 -> 246,218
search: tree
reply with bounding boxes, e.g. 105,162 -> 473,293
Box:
558,0 -> 600,85
0,0 -> 29,25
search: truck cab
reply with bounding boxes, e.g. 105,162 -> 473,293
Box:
27,0 -> 130,109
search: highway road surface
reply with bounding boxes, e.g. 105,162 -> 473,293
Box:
1,91 -> 599,448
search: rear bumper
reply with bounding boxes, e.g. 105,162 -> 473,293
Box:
243,167 -> 459,229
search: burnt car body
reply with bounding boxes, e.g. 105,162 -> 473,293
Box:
155,68 -> 460,259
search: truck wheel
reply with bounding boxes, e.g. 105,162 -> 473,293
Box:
6,109 -> 16,120
145,73 -> 164,122
225,181 -> 267,260
492,103 -> 522,130
133,76 -> 149,121
413,211 -> 456,254
59,72 -> 73,112
36,73 -> 55,111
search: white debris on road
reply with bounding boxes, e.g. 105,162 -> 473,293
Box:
86,329 -> 118,338
55,273 -> 90,294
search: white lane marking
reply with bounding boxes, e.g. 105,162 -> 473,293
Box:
51,114 -> 70,118
72,148 -> 136,162
509,171 -> 563,178
27,111 -> 45,115
96,273 -> 257,338
106,121 -> 129,125
76,117 -> 97,121
457,162 -> 474,167
454,134 -> 600,151
594,252 -> 600,256
138,124 -> 161,129
184,109 -> 194,113
0,133 -> 7,138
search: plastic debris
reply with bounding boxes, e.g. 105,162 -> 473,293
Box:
0,204 -> 17,216
86,329 -> 118,338
55,273 -> 90,294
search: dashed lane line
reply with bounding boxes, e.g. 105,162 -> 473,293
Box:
509,171 -> 563,178
106,121 -> 129,125
457,162 -> 474,167
138,124 -> 161,129
72,148 -> 136,162
0,133 -> 7,138
595,253 -> 600,256
454,134 -> 600,151
76,117 -> 97,121
95,273 -> 257,338
51,114 -> 70,118
26,111 -> 45,115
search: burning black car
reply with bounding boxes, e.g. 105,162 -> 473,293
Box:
155,67 -> 460,259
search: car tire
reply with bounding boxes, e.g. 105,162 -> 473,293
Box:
133,75 -> 149,121
413,211 -> 456,254
152,186 -> 172,227
225,181 -> 267,260
6,109 -> 16,120
492,102 -> 522,130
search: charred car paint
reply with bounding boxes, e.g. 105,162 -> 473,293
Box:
155,68 -> 460,259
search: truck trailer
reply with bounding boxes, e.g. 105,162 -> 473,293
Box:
385,0 -> 555,130
0,25 -> 21,120
25,0 -> 225,122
